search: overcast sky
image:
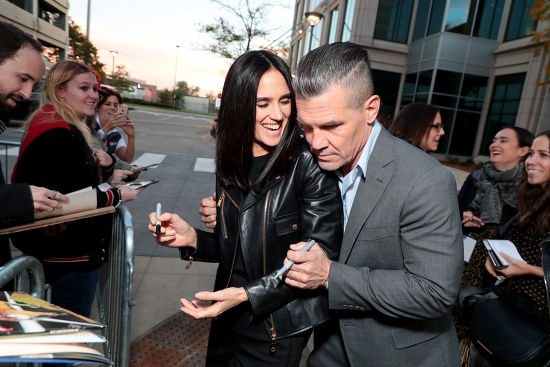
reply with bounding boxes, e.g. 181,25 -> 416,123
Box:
69,0 -> 294,96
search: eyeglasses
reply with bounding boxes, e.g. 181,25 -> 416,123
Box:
431,123 -> 444,131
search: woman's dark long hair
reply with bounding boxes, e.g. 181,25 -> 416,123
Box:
388,103 -> 439,149
516,130 -> 550,233
216,50 -> 300,192
508,126 -> 534,161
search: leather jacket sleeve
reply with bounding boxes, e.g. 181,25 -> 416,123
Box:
244,150 -> 343,316
179,228 -> 220,262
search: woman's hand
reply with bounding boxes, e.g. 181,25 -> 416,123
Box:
118,117 -> 135,138
93,149 -> 113,167
101,113 -> 127,134
180,287 -> 248,319
108,169 -> 134,184
118,185 -> 140,203
148,212 -> 197,249
462,210 -> 484,228
484,254 -> 544,280
199,192 -> 217,229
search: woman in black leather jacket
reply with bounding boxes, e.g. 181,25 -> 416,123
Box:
149,50 -> 342,366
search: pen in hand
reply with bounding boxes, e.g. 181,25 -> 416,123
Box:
156,203 -> 161,236
276,239 -> 316,277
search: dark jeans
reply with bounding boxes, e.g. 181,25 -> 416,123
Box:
46,266 -> 100,318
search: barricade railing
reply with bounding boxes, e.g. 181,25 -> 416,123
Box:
0,255 -> 46,299
0,139 -> 20,181
97,204 -> 135,367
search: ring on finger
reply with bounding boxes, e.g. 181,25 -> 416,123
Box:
50,190 -> 57,199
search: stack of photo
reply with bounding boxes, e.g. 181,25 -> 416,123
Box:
0,291 -> 111,365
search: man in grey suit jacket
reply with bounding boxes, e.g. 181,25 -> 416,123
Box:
285,42 -> 463,366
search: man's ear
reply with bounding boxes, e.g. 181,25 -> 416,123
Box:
518,146 -> 530,159
364,94 -> 381,124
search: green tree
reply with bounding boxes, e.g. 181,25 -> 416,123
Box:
110,65 -> 134,93
157,89 -> 172,106
199,0 -> 270,60
68,19 -> 105,78
206,92 -> 216,105
531,0 -> 550,85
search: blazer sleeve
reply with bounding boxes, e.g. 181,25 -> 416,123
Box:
0,180 -> 34,228
244,151 -> 343,316
327,164 -> 463,319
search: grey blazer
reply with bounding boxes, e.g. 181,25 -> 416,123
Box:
310,127 -> 463,367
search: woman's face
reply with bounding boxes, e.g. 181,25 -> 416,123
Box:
252,68 -> 291,157
98,95 -> 120,122
526,135 -> 550,188
489,128 -> 528,171
419,112 -> 444,152
58,72 -> 98,119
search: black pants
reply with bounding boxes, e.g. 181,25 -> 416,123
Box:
206,304 -> 311,367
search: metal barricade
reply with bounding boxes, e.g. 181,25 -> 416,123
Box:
0,139 -> 20,181
0,256 -> 46,299
97,205 -> 135,367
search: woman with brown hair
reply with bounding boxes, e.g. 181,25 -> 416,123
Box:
388,102 -> 444,152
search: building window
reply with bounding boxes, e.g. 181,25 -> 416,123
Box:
400,69 -> 488,156
328,7 -> 339,43
473,0 -> 505,39
444,0 -> 504,39
310,18 -> 324,52
341,0 -> 356,42
480,73 -> 526,154
309,0 -> 322,11
504,0 -> 537,41
41,39 -> 65,63
372,70 -> 401,122
412,0 -> 445,41
39,1 -> 66,30
374,0 -> 414,44
7,0 -> 32,12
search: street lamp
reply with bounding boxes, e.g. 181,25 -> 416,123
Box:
304,11 -> 323,52
172,45 -> 180,109
109,50 -> 118,81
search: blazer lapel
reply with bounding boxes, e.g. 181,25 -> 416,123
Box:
339,128 -> 394,263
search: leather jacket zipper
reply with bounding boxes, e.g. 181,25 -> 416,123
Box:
225,233 -> 240,288
262,190 -> 277,353
217,190 -> 228,239
218,188 -> 240,287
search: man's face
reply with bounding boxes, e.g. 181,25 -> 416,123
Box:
296,84 -> 379,175
0,46 -> 45,113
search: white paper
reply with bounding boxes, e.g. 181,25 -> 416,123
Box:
0,331 -> 105,344
34,187 -> 97,220
485,239 -> 526,266
463,236 -> 477,262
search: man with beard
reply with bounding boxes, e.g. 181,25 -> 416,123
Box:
0,21 -> 68,265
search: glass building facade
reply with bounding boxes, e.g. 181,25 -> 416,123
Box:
290,0 -> 545,158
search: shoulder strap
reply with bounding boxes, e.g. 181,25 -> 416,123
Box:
541,234 -> 550,317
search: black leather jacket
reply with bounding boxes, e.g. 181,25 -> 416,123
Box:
181,144 -> 343,342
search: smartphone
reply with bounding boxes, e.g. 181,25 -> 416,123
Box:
119,105 -> 129,120
488,249 -> 508,269
132,164 -> 159,173
128,179 -> 159,190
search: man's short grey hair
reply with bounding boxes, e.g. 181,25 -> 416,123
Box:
294,42 -> 374,110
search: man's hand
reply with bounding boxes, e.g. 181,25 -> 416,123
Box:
148,212 -> 197,249
30,185 -> 69,213
284,242 -> 331,289
180,287 -> 248,319
199,192 -> 217,229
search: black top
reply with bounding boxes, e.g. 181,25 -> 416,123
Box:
230,154 -> 268,288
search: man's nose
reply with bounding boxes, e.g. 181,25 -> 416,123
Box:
308,130 -> 326,151
20,84 -> 33,99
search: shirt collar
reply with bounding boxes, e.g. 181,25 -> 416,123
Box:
336,120 -> 381,180
0,119 -> 6,134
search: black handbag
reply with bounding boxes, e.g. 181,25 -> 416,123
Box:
469,235 -> 550,367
